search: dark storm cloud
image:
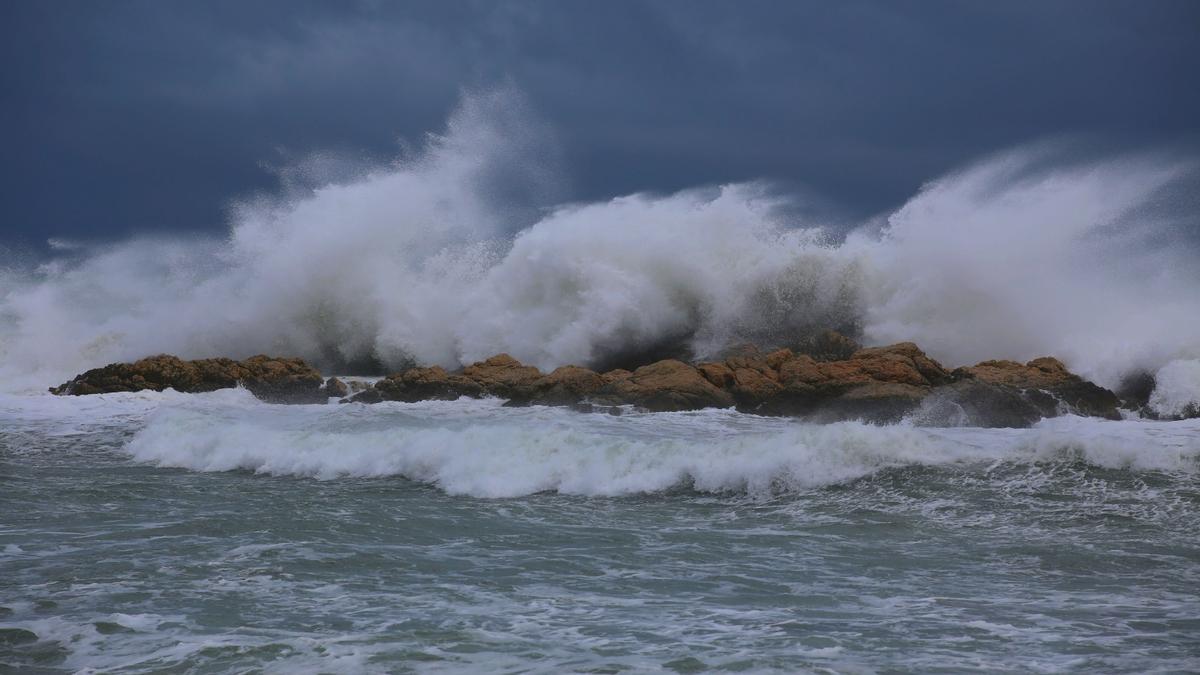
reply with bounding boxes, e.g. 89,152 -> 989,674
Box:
2,0 -> 1198,244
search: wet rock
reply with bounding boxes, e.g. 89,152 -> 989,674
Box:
320,377 -> 349,399
344,388 -> 383,404
744,342 -> 949,420
1116,370 -> 1157,413
523,365 -> 605,405
593,359 -> 735,412
959,357 -> 1121,420
697,362 -> 736,389
50,354 -> 327,403
370,366 -> 484,403
600,369 -> 632,385
919,378 -> 1058,428
461,354 -> 543,399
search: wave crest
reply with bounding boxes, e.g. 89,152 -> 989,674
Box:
1,88 -> 1198,408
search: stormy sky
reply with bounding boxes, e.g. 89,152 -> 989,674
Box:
3,0 -> 1198,245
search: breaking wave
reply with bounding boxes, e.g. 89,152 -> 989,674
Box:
1,87 -> 1198,408
119,398 -> 1200,497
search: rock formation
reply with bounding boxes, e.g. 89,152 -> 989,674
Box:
52,333 -> 1129,426
50,354 -> 336,404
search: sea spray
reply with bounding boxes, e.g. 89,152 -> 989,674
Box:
1,89 -> 1198,407
106,394 -> 1200,498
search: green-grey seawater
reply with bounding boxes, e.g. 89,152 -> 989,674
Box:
2,390 -> 1198,673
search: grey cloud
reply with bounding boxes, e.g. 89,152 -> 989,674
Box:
2,0 -> 1198,246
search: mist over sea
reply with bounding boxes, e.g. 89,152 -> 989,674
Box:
2,91 -> 1199,672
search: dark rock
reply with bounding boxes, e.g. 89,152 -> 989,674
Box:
960,357 -> 1121,421
344,389 -> 383,404
372,366 -> 484,403
1116,371 -> 1156,412
320,377 -> 349,399
50,354 -> 327,403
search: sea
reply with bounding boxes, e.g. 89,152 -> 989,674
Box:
2,389 -> 1198,673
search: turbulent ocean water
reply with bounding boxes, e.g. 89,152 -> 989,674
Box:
2,390 -> 1199,673
3,90 -> 1200,672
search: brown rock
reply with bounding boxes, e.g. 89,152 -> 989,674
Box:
50,354 -> 327,403
850,342 -> 951,385
462,354 -> 543,398
600,369 -> 632,385
765,348 -> 795,370
522,365 -> 606,405
369,366 -> 484,403
594,359 -> 735,412
957,357 -> 1120,421
730,366 -> 783,408
697,362 -> 735,389
320,377 -> 349,399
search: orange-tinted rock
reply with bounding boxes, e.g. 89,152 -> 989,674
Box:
461,354 -> 544,398
955,356 -> 1120,421
595,359 -> 734,412
600,369 -> 632,385
850,342 -> 951,385
697,362 -> 735,389
50,354 -> 327,403
525,365 -> 606,405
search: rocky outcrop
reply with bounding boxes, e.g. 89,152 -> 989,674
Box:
50,354 -> 330,403
347,342 -> 949,420
349,366 -> 484,404
54,339 -> 1126,427
461,354 -> 543,399
953,357 -> 1122,422
591,359 -> 735,412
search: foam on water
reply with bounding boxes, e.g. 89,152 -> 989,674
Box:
4,389 -> 1199,672
1,87 -> 1198,406
45,393 -> 1180,497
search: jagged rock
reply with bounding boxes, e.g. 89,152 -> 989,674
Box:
49,339 -> 1127,428
916,378 -> 1057,428
363,366 -> 484,403
50,354 -> 327,403
461,354 -> 543,399
321,377 -> 349,399
958,357 -> 1121,420
742,342 -> 949,419
849,342 -> 952,386
524,365 -> 606,405
593,359 -> 735,412
697,362 -> 735,389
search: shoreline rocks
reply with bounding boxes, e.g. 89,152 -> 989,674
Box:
340,338 -> 1123,427
50,354 -> 337,404
51,336 -> 1130,426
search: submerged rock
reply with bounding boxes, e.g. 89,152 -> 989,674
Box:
50,354 -> 327,403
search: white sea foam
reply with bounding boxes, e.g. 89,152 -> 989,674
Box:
0,87 -> 1197,408
115,400 -> 1200,497
1148,358 -> 1200,419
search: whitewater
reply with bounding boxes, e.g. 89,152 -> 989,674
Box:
2,90 -> 1199,672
